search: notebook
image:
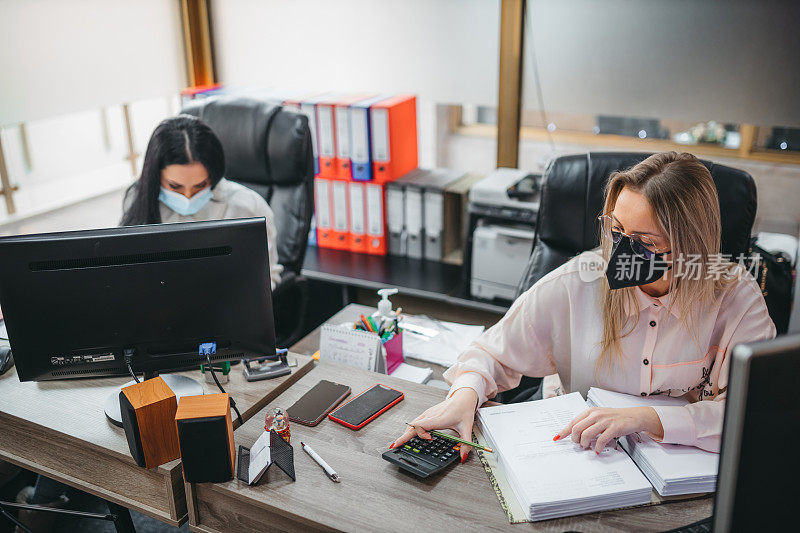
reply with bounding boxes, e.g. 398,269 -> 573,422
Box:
245,431 -> 271,485
586,387 -> 718,496
237,430 -> 296,485
476,392 -> 653,521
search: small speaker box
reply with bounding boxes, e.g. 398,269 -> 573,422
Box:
119,376 -> 180,469
175,393 -> 235,483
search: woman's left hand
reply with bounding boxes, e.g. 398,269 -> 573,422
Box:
554,406 -> 664,455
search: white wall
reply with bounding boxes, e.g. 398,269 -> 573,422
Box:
0,0 -> 186,125
523,0 -> 800,127
210,0 -> 499,106
211,0 -> 499,168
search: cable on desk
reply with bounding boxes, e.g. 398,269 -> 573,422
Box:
123,348 -> 140,383
200,342 -> 243,426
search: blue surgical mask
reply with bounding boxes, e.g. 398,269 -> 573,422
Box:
159,186 -> 213,216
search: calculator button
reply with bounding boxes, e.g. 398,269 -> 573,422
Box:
412,448 -> 421,453
403,445 -> 412,450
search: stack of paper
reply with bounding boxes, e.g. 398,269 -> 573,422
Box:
389,362 -> 433,384
399,315 -> 484,367
477,393 -> 653,521
586,388 -> 718,496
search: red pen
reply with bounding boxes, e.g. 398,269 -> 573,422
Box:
360,314 -> 375,332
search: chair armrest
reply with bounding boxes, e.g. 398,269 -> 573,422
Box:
271,271 -> 298,300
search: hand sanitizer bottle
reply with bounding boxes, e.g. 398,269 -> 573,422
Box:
375,288 -> 399,322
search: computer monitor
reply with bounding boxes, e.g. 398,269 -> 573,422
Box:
0,218 -> 277,423
713,333 -> 800,531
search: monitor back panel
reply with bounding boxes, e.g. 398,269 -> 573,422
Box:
0,218 -> 276,381
715,334 -> 800,531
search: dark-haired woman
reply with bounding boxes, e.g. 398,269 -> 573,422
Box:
121,115 -> 282,288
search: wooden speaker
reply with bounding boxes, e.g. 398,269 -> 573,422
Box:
119,376 -> 180,469
175,393 -> 235,483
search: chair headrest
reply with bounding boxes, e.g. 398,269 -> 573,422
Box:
182,96 -> 311,187
538,152 -> 757,260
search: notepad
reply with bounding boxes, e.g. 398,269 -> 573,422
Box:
237,430 -> 296,485
586,387 -> 718,496
476,392 -> 653,521
246,431 -> 271,485
389,362 -> 433,384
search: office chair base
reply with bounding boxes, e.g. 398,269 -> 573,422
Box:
104,375 -> 204,427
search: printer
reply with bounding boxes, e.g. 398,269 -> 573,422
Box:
466,168 -> 541,302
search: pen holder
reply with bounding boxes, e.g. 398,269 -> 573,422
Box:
383,330 -> 404,374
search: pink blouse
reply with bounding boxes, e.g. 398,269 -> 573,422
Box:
444,252 -> 776,452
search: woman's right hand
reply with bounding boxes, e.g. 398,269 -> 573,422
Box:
390,387 -> 479,463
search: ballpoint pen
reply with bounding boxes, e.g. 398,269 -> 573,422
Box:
301,442 -> 340,482
405,423 -> 494,453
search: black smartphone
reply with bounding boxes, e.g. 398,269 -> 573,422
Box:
328,384 -> 404,430
287,379 -> 351,426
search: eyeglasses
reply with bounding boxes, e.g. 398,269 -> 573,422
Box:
597,214 -> 666,259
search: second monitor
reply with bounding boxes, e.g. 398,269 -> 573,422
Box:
0,217 -> 276,387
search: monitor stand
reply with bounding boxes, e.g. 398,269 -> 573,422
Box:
104,373 -> 205,427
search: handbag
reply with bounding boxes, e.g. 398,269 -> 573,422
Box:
749,240 -> 794,334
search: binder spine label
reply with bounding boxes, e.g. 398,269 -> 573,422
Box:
314,179 -> 331,228
332,181 -> 348,231
370,108 -> 390,163
348,183 -> 365,234
335,107 -> 351,158
386,187 -> 405,233
366,184 -> 384,236
351,108 -> 369,164
404,189 -> 422,234
317,105 -> 335,157
424,191 -> 443,234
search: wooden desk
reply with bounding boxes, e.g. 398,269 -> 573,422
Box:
0,355 -> 313,527
186,362 -> 712,533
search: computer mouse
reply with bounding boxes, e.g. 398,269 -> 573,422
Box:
0,347 -> 13,376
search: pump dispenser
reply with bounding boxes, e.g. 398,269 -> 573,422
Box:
376,288 -> 399,320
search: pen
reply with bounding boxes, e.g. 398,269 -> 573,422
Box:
405,423 -> 494,453
301,442 -> 340,482
360,314 -> 374,332
366,315 -> 379,333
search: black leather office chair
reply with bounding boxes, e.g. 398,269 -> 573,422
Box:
495,151 -> 757,404
517,152 -> 756,293
182,96 -> 315,347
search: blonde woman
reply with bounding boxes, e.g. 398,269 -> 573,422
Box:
392,152 -> 775,460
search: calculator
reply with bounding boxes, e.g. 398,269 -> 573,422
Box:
382,434 -> 461,478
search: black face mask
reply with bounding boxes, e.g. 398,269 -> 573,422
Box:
605,236 -> 671,290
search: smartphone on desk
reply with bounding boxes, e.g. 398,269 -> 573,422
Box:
287,380 -> 351,426
328,384 -> 404,430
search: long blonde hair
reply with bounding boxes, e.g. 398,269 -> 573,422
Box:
597,152 -> 732,371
